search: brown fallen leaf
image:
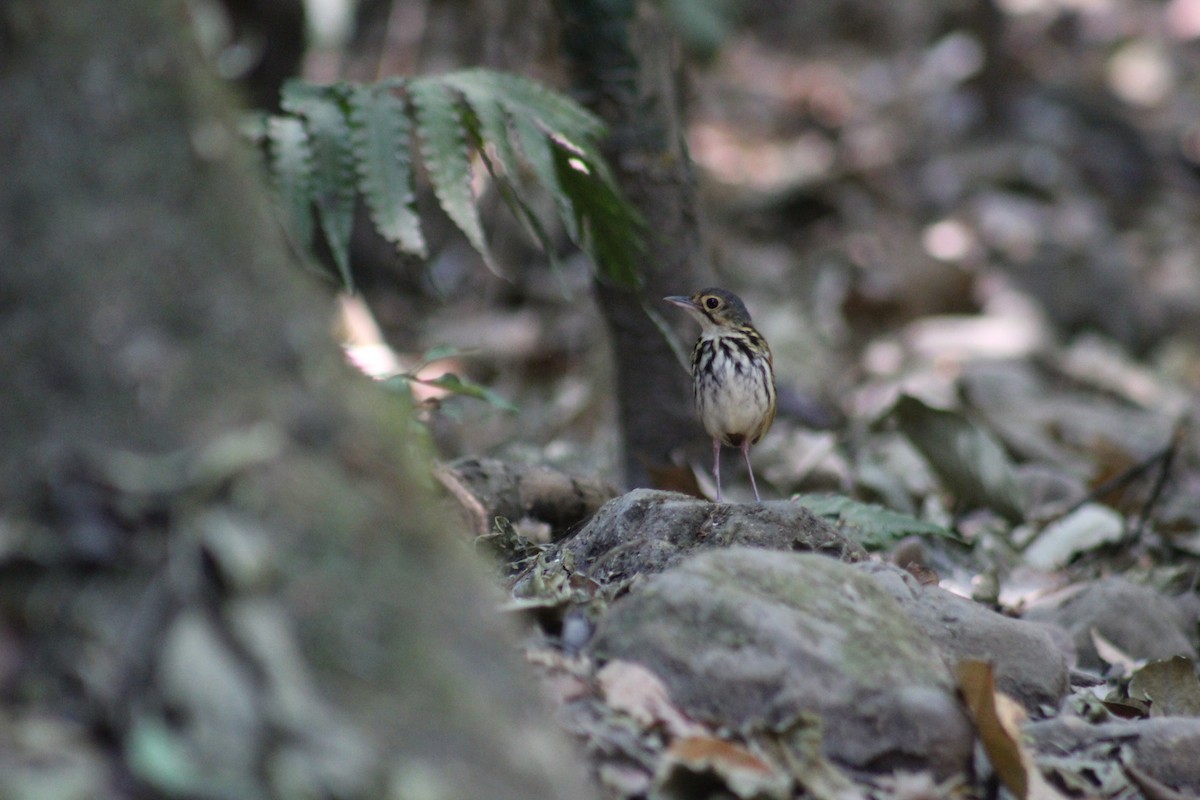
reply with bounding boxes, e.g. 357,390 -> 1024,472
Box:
655,735 -> 792,800
957,659 -> 1067,800
596,660 -> 707,739
524,648 -> 592,704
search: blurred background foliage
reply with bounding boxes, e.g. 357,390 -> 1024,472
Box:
203,0 -> 1200,495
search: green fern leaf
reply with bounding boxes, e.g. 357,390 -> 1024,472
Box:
439,73 -> 523,184
265,116 -> 315,252
495,179 -> 566,273
553,143 -> 644,287
510,113 -> 579,241
281,81 -> 357,290
440,69 -> 640,276
456,92 -> 566,266
266,70 -> 644,288
408,77 -> 496,275
442,68 -> 609,192
348,84 -> 426,259
441,72 -> 575,263
452,69 -> 604,141
480,71 -> 617,191
793,494 -> 962,551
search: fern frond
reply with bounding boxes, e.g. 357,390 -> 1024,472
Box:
265,116 -> 315,252
281,81 -> 357,289
408,77 -> 497,275
439,69 -> 641,282
263,69 -> 644,288
441,71 -> 578,263
444,69 -> 604,142
442,76 -> 523,184
447,70 -> 616,191
554,142 -> 644,287
512,113 -> 579,241
348,83 -> 426,259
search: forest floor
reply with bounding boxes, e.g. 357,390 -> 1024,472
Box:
349,2 -> 1200,797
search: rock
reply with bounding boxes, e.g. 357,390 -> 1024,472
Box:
436,457 -> 618,538
1133,718 -> 1200,793
588,547 -> 973,777
857,562 -> 1070,711
554,490 -> 865,584
1026,717 -> 1200,796
1022,577 -> 1196,671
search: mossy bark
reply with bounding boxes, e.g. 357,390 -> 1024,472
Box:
0,2 -> 591,797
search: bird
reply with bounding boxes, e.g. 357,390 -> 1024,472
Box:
665,288 -> 777,502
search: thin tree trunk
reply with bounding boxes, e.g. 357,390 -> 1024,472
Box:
555,0 -> 709,489
0,3 -> 592,797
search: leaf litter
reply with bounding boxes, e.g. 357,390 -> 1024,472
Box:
364,3 -> 1200,798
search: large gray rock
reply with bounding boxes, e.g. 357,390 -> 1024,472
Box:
858,562 -> 1070,711
588,547 -> 973,777
1022,577 -> 1196,671
555,490 -> 865,584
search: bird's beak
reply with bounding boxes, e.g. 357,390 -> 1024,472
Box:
664,295 -> 698,311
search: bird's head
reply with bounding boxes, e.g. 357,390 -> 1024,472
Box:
664,288 -> 754,332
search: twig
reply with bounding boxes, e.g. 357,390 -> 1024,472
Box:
1054,418 -> 1188,535
1128,417 -> 1188,540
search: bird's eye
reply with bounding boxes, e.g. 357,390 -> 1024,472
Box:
704,296 -> 721,310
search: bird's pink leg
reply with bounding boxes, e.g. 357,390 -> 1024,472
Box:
712,438 -> 723,503
742,439 -> 761,502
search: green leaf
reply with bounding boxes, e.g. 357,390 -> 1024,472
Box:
443,69 -> 568,195
348,83 -> 427,258
416,344 -> 466,364
444,69 -> 604,143
440,68 -> 642,272
553,143 -> 644,287
492,176 -> 567,274
264,70 -> 644,289
794,494 -> 960,550
409,78 -> 496,275
511,113 -> 578,239
892,394 -> 1026,523
282,80 -> 357,289
441,72 -> 525,187
265,115 -> 314,251
446,76 -> 568,263
422,372 -> 518,412
384,369 -> 517,413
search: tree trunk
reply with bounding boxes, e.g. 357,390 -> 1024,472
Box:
555,0 -> 710,489
0,3 -> 592,798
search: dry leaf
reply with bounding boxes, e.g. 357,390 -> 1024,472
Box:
956,659 -> 1067,800
892,395 -> 1026,522
1128,656 -> 1200,717
1023,504 -> 1125,570
596,660 -> 707,738
655,735 -> 792,800
1091,628 -> 1144,676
